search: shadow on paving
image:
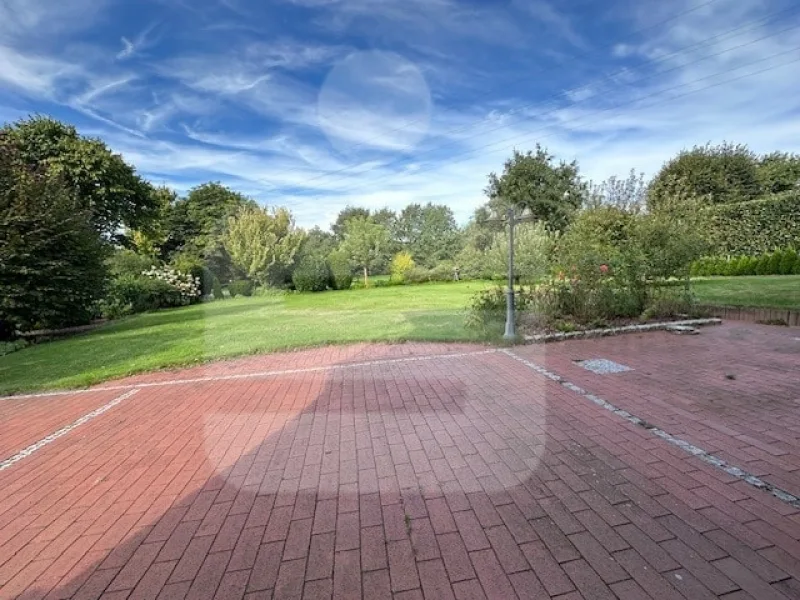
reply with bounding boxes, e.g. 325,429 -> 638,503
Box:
17,341 -> 799,599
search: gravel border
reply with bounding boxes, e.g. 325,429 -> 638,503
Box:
523,318 -> 722,344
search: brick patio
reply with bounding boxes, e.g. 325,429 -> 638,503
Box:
1,323 -> 799,599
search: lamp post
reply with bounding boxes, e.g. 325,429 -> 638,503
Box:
487,205 -> 535,341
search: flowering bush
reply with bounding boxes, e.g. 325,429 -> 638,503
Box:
142,266 -> 202,305
101,266 -> 201,319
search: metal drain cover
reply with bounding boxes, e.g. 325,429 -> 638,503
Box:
575,359 -> 632,374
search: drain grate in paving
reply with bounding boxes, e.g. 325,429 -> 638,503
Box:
575,358 -> 632,374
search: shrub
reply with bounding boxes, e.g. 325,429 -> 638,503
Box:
390,251 -> 416,283
102,275 -> 182,319
767,251 -> 783,275
212,276 -> 224,300
142,266 -> 201,304
328,250 -> 353,290
405,263 -> 458,284
641,286 -> 698,320
780,248 -> 798,275
228,279 -> 254,297
292,256 -> 330,292
107,249 -> 157,278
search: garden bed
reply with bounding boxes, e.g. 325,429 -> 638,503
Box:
520,317 -> 722,343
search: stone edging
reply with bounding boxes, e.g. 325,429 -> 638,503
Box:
697,305 -> 800,327
523,318 -> 722,344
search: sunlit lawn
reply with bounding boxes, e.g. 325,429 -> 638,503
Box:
0,281 -> 493,394
2,275 -> 797,395
693,275 -> 800,309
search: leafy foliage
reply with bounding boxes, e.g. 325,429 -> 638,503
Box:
390,251 -> 416,283
757,152 -> 800,195
485,145 -> 584,232
328,250 -> 354,290
332,206 -> 371,239
341,217 -> 391,286
223,205 -> 306,286
648,142 -> 761,209
293,256 -> 331,292
692,248 -> 799,277
106,249 -> 158,278
395,203 -> 463,267
102,275 -> 183,319
705,190 -> 800,255
586,170 -> 648,211
228,279 -> 254,297
0,140 -> 108,336
1,116 -> 156,236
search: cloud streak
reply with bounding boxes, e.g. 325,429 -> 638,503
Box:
0,0 -> 799,228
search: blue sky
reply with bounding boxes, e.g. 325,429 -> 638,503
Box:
1,0 -> 799,228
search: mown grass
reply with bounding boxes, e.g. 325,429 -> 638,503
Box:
0,281 -> 492,395
692,275 -> 800,309
2,275 -> 796,395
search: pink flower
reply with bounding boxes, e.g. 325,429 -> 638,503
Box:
600,264 -> 609,274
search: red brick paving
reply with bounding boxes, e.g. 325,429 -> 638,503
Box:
0,326 -> 798,599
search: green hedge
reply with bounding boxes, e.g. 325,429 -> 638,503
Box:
293,256 -> 330,292
706,190 -> 800,255
228,279 -> 254,297
691,248 -> 800,276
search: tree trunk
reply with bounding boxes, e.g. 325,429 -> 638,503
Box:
364,267 -> 369,288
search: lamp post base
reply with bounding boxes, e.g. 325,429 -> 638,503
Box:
503,287 -> 516,341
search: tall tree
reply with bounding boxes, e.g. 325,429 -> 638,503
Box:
396,203 -> 462,267
647,142 -> 760,209
341,217 -> 390,286
1,116 -> 156,236
223,206 -> 305,286
332,206 -> 371,239
298,226 -> 338,261
162,182 -> 255,281
0,138 -> 107,335
486,145 -> 584,232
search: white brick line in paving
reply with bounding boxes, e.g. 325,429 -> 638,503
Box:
1,349 -> 498,401
501,349 -> 800,510
0,389 -> 140,471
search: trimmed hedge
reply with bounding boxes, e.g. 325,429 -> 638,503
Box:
691,248 -> 799,277
706,190 -> 800,255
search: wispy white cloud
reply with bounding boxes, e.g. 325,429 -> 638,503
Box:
1,0 -> 800,231
117,23 -> 161,61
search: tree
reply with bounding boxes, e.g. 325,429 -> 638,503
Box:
298,227 -> 338,261
332,206 -> 371,239
163,182 -> 254,258
648,142 -> 760,209
757,152 -> 800,195
396,203 -> 463,267
485,146 -> 584,232
131,186 -> 177,257
341,217 -> 391,286
223,206 -> 306,286
1,116 -> 156,236
0,138 -> 107,336
586,170 -> 647,211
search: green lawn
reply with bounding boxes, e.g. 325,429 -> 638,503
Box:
2,275 -> 796,395
693,275 -> 800,309
0,281 -> 492,395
